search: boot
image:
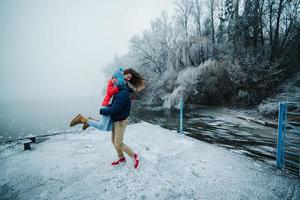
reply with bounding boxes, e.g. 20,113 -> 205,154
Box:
82,122 -> 89,130
70,114 -> 88,127
82,117 -> 97,130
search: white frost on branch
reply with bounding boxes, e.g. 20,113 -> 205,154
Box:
163,59 -> 223,108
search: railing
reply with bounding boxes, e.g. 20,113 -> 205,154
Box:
276,101 -> 300,175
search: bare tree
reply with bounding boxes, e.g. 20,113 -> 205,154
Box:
279,0 -> 300,53
173,0 -> 194,38
207,0 -> 217,44
273,0 -> 286,58
192,0 -> 202,36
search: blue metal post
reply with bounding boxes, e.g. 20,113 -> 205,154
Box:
179,97 -> 184,134
276,102 -> 287,169
282,102 -> 287,168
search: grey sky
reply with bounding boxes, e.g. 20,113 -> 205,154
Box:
0,0 -> 173,101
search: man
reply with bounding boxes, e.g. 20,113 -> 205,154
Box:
70,68 -> 141,169
100,81 -> 140,169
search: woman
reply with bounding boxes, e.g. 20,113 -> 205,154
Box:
70,68 -> 145,169
79,68 -> 145,130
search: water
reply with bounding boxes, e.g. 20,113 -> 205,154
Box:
131,102 -> 278,161
131,102 -> 299,175
0,97 -> 101,142
0,98 -> 298,174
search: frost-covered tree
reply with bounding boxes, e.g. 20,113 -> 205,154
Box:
192,0 -> 202,37
105,0 -> 300,108
173,0 -> 194,38
207,0 -> 217,44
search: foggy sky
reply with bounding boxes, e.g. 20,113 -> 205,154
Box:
0,0 -> 173,102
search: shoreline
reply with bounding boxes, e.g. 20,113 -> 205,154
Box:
1,122 -> 299,200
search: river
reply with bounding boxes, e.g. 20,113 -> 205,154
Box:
0,97 -> 299,175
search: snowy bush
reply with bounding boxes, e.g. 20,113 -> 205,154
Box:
163,59 -> 233,108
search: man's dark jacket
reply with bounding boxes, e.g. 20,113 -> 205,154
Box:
100,84 -> 131,122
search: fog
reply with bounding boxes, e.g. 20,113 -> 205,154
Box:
0,0 -> 173,102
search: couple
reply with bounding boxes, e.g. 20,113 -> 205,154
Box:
70,68 -> 145,169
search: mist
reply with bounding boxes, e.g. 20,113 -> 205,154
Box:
0,0 -> 173,102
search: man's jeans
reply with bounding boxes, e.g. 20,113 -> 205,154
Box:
111,118 -> 134,158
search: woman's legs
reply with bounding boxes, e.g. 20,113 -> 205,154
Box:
87,119 -> 103,130
113,118 -> 134,158
87,115 -> 112,131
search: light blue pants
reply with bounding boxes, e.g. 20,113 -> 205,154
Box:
87,107 -> 112,131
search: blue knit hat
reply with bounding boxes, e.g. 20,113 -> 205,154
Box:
112,67 -> 126,86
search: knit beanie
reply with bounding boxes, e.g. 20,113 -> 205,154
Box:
113,67 -> 126,86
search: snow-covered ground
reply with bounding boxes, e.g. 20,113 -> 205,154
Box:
0,122 -> 299,200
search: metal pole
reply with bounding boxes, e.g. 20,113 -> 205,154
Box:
282,102 -> 287,169
180,97 -> 183,134
276,102 -> 286,169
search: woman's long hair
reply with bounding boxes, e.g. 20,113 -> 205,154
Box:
124,68 -> 145,90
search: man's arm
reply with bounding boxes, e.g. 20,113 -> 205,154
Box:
100,94 -> 128,116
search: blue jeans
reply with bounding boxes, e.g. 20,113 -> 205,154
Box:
87,107 -> 112,131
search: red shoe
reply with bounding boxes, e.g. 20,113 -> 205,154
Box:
133,153 -> 140,169
111,157 -> 126,166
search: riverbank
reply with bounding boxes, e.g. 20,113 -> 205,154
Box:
0,122 -> 299,200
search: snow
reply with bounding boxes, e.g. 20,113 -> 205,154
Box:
258,72 -> 300,118
0,122 -> 299,200
163,60 -> 216,109
162,59 -> 228,109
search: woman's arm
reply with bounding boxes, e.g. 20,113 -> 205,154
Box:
107,80 -> 119,97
